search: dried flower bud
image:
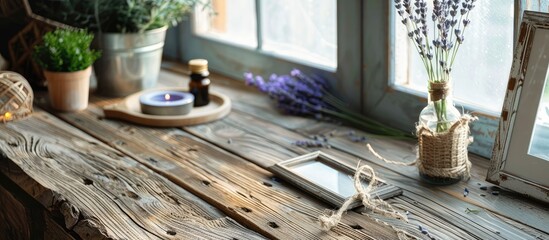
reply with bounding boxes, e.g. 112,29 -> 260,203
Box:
415,36 -> 423,45
419,226 -> 429,235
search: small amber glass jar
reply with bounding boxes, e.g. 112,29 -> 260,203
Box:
188,59 -> 210,107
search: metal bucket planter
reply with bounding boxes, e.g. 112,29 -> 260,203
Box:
93,26 -> 167,97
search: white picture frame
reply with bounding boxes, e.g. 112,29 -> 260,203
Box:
487,11 -> 549,203
271,151 -> 402,208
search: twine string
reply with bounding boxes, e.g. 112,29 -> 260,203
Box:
318,115 -> 477,238
318,164 -> 408,231
429,81 -> 449,102
367,144 -> 417,166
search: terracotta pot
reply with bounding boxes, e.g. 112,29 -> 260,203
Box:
43,66 -> 92,112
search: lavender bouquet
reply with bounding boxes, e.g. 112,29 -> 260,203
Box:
395,0 -> 476,132
245,69 -> 412,139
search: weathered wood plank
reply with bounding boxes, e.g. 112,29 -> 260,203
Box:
183,108 -> 549,239
162,66 -> 549,235
49,99 -> 408,240
157,66 -> 548,238
298,123 -> 549,233
0,181 -> 31,239
0,110 -> 264,240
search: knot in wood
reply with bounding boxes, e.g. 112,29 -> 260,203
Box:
268,222 -> 279,228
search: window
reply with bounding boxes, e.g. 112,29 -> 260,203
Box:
487,12 -> 549,202
167,1 -> 548,158
174,0 -> 361,108
393,1 -> 515,115
363,1 -> 549,157
194,0 -> 257,48
259,0 -> 337,69
193,0 -> 337,69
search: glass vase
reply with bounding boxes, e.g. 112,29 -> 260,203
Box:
418,81 -> 463,185
419,82 -> 461,133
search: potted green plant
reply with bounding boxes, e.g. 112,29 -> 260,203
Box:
30,0 -> 202,97
33,28 -> 101,111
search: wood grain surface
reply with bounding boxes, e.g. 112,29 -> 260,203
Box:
0,110 -> 264,239
50,99 -> 407,240
1,63 -> 547,240
162,65 -> 549,239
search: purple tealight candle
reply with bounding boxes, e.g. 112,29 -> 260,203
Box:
139,91 -> 194,115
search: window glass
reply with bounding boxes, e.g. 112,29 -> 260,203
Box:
524,1 -> 549,12
394,1 -> 514,114
260,0 -> 337,69
529,67 -> 549,161
194,0 -> 257,48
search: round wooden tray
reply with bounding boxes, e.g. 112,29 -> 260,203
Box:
103,87 -> 231,127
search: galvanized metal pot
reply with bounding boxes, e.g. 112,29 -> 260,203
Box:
93,26 -> 167,97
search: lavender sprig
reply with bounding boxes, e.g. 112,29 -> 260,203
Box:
245,70 -> 413,139
395,0 -> 475,133
395,0 -> 476,82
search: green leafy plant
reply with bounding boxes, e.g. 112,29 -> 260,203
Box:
31,0 -> 204,33
33,29 -> 101,72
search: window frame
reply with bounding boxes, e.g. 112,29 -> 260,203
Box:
167,0 -> 364,110
361,0 -> 531,158
487,10 -> 549,203
165,0 -> 540,158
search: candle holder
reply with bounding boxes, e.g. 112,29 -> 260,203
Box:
139,91 -> 194,116
103,87 -> 231,127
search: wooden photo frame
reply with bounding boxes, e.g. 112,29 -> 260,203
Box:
271,151 -> 402,208
488,11 -> 549,203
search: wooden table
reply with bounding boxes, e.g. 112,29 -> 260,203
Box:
1,62 -> 548,239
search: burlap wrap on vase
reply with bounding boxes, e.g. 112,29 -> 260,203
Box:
417,115 -> 475,179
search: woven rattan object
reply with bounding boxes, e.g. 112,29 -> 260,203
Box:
0,71 -> 33,122
7,0 -> 75,87
417,115 -> 476,179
